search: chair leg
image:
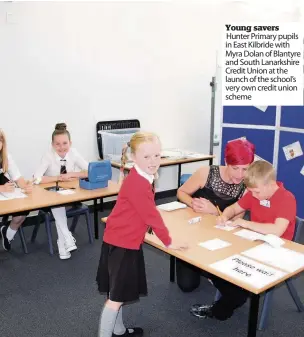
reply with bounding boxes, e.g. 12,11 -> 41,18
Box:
84,211 -> 93,244
286,279 -> 304,312
18,227 -> 28,254
258,288 -> 275,331
31,221 -> 40,243
69,215 -> 80,233
45,214 -> 54,255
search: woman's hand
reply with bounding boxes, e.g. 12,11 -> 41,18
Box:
191,197 -> 218,214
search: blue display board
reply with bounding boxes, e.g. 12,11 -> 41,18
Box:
221,104 -> 304,218
277,131 -> 304,218
281,106 -> 304,129
221,127 -> 275,165
223,106 -> 276,126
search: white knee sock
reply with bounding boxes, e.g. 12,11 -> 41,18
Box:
51,207 -> 71,240
6,226 -> 17,241
113,307 -> 126,335
98,306 -> 119,337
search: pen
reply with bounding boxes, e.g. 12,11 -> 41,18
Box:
216,205 -> 222,216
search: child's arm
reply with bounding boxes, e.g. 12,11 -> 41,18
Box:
217,202 -> 246,225
16,177 -> 33,193
33,153 -> 54,184
233,217 -> 289,237
231,194 -> 296,237
129,184 -> 172,247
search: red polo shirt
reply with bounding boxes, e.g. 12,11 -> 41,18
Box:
103,167 -> 172,249
237,182 -> 296,240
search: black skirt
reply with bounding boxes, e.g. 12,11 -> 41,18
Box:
96,242 -> 148,303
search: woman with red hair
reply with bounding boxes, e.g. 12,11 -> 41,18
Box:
177,139 -> 255,216
176,139 -> 255,319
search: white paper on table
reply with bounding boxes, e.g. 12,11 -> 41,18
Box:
234,229 -> 285,248
254,106 -> 268,112
283,141 -> 303,161
242,243 -> 304,273
215,224 -> 235,231
199,238 -> 231,251
234,229 -> 265,241
161,149 -> 186,159
0,188 -> 27,200
0,194 -> 8,201
57,189 -> 76,195
185,153 -> 205,159
300,165 -> 304,176
157,201 -> 187,211
209,254 -> 287,289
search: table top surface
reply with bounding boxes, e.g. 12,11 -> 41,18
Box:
0,180 -> 120,215
102,207 -> 304,294
111,154 -> 215,169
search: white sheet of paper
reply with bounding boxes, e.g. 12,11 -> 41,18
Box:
185,153 -> 205,159
0,188 -> 27,200
157,201 -> 187,211
199,239 -> 231,251
300,165 -> 304,176
283,141 -> 303,161
227,136 -> 246,143
210,254 -> 287,289
254,106 -> 268,112
234,229 -> 265,241
242,243 -> 304,273
215,224 -> 235,231
57,189 -> 76,195
0,194 -> 8,201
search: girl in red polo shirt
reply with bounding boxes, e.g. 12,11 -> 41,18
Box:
96,132 -> 187,337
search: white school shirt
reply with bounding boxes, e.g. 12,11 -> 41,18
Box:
34,148 -> 88,180
0,153 -> 22,182
134,164 -> 154,184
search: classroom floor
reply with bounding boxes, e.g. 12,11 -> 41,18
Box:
1,202 -> 304,337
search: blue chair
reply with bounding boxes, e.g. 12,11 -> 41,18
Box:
213,216 -> 304,330
31,204 -> 93,255
180,174 -> 192,186
1,215 -> 28,254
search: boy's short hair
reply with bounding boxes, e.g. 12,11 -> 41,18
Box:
244,160 -> 276,188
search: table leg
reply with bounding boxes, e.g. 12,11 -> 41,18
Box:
247,294 -> 260,337
99,198 -> 104,212
177,164 -> 181,188
170,256 -> 176,282
94,199 -> 99,239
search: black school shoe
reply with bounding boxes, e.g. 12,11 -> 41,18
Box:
190,304 -> 214,319
1,226 -> 12,251
112,327 -> 144,337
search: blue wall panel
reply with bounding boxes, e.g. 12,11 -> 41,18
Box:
223,106 -> 276,126
221,127 -> 275,165
281,106 -> 304,129
277,131 -> 304,218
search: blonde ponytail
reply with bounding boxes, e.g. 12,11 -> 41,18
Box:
118,142 -> 130,184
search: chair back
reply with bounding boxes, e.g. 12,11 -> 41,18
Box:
293,216 -> 303,243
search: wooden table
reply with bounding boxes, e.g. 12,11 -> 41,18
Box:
102,208 -> 304,337
0,180 -> 120,239
111,154 -> 215,187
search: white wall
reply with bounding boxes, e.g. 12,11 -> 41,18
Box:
0,1 -> 302,191
0,1 -> 223,191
